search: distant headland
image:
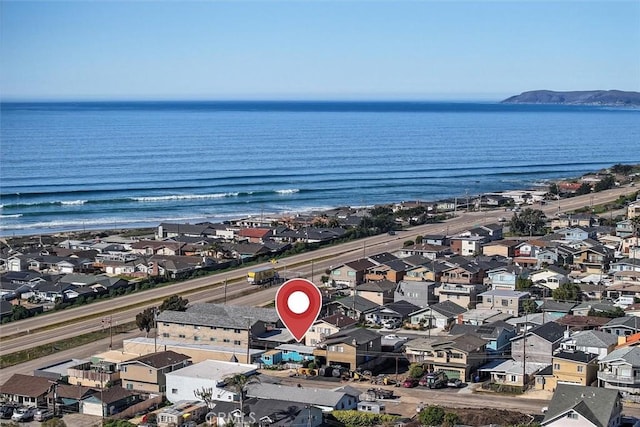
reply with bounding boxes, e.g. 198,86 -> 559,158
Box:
501,90 -> 640,106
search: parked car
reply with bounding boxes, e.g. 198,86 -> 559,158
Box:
0,404 -> 17,419
34,409 -> 54,421
382,319 -> 401,329
402,378 -> 419,388
11,406 -> 36,422
447,379 -> 464,388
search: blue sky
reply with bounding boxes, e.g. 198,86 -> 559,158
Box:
1,1 -> 639,101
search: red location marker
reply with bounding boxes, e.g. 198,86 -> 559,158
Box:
275,278 -> 322,342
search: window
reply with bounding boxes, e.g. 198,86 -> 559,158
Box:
567,412 -> 578,419
194,325 -> 200,330
509,375 -> 517,382
553,363 -> 560,370
126,383 -> 133,390
210,337 -> 217,342
172,388 -> 178,394
234,329 -> 242,334
347,271 -> 356,276
577,366 -> 584,373
501,299 -> 509,307
223,338 -> 230,343
233,340 -> 241,345
162,333 -> 170,338
194,336 -> 200,341
178,334 -> 186,339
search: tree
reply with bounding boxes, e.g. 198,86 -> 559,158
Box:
408,363 -> 424,379
548,182 -> 559,197
415,235 -> 423,244
515,277 -> 533,290
227,374 -> 260,426
418,405 -> 445,426
575,182 -> 592,195
509,208 -> 546,236
552,282 -> 582,302
159,294 -> 189,312
611,164 -> 633,175
135,307 -> 156,337
11,305 -> 30,321
522,299 -> 538,314
594,175 -> 615,192
194,386 -> 215,409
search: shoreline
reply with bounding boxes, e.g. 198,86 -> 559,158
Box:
2,163 -> 638,242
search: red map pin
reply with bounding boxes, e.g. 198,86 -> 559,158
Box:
275,278 -> 322,342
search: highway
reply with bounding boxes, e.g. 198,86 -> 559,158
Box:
0,185 -> 635,376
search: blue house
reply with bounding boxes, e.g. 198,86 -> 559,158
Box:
261,349 -> 283,366
275,343 -> 315,363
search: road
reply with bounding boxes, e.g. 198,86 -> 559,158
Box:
0,185 -> 635,382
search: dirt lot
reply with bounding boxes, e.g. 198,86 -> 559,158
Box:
450,407 -> 536,426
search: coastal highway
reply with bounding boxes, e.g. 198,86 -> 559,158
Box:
0,185 -> 635,364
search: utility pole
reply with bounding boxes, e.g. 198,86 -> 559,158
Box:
224,278 -> 228,304
522,312 -> 527,389
244,317 -> 253,364
154,308 -> 158,352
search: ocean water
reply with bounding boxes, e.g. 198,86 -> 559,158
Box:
1,101 -> 639,237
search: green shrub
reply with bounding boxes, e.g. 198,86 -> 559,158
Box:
331,410 -> 399,427
419,405 -> 445,426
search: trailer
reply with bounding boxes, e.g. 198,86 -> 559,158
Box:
247,266 -> 279,285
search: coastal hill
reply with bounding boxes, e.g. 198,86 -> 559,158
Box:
501,90 -> 640,106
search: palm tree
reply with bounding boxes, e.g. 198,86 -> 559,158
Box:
227,374 -> 260,426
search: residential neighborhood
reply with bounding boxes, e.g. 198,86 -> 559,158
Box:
2,184 -> 640,426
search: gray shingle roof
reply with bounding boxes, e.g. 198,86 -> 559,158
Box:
571,330 -> 618,348
600,346 -> 640,366
429,300 -> 467,318
542,384 -> 620,427
157,303 -> 280,329
333,295 -> 379,313
323,328 -> 381,346
246,383 -> 349,408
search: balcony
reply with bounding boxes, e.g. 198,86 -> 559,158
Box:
598,371 -> 640,385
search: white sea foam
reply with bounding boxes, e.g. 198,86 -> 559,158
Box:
61,200 -> 87,205
275,189 -> 300,195
132,193 -> 239,202
0,214 -> 22,219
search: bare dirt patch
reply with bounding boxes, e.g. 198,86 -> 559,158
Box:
452,407 -> 533,426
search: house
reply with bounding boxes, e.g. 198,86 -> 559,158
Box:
393,280 -> 437,308
354,280 -> 396,305
365,258 -> 412,283
610,259 -> 640,273
541,384 -> 622,427
449,321 -> 517,356
529,267 -> 571,292
482,240 -> 519,258
156,401 -> 209,427
80,386 -> 139,417
449,235 -> 485,256
396,243 -> 451,260
539,300 -> 577,317
246,383 -> 358,412
305,314 -> 357,346
266,343 -> 315,365
156,303 -> 282,353
0,374 -> 52,406
66,360 -> 120,388
535,350 -> 599,392
486,266 -> 526,291
458,308 -> 513,326
366,300 -> 420,326
600,316 -> 640,337
511,321 -> 566,365
164,360 -> 257,404
409,300 -> 467,329
476,289 -> 531,315
329,259 -> 376,286
616,220 -> 635,238
574,245 -> 615,274
560,330 -> 618,360
313,328 -> 382,372
435,282 -> 487,309
119,351 -> 191,393
555,315 -> 611,332
403,334 -> 487,381
598,346 -> 640,395
484,359 -> 548,388
243,398 -> 324,427
628,202 -> 640,219
327,295 -> 379,321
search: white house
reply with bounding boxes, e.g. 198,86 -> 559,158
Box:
164,360 -> 258,404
